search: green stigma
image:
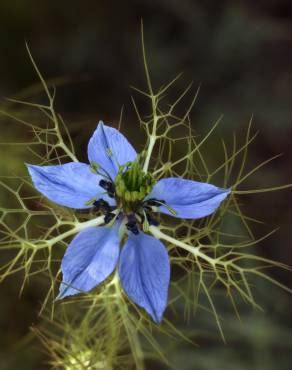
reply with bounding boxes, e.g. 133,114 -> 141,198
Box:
115,161 -> 156,208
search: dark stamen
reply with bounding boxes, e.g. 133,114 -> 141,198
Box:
126,221 -> 139,235
104,212 -> 116,224
99,179 -> 115,198
146,213 -> 159,226
93,199 -> 111,212
126,214 -> 139,235
144,198 -> 166,207
144,198 -> 177,216
140,210 -> 159,227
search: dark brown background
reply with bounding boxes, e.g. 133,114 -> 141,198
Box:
0,1 -> 292,369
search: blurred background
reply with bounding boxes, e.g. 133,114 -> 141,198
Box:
0,0 -> 292,369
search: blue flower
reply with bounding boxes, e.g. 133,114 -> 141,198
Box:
27,121 -> 230,323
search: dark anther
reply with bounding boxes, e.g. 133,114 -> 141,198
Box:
146,213 -> 159,226
99,179 -> 115,198
140,211 -> 159,227
93,199 -> 111,212
104,212 -> 116,224
126,215 -> 139,235
126,221 -> 139,235
144,198 -> 166,207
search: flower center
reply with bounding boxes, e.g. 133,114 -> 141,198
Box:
114,161 -> 156,212
93,161 -> 163,234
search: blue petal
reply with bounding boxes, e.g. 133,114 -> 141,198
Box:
57,224 -> 120,299
119,232 -> 170,323
146,177 -> 230,219
27,162 -> 115,208
87,121 -> 137,180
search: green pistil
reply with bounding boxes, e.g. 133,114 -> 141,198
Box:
115,161 -> 156,210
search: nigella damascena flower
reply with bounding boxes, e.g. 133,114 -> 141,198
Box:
26,122 -> 230,323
